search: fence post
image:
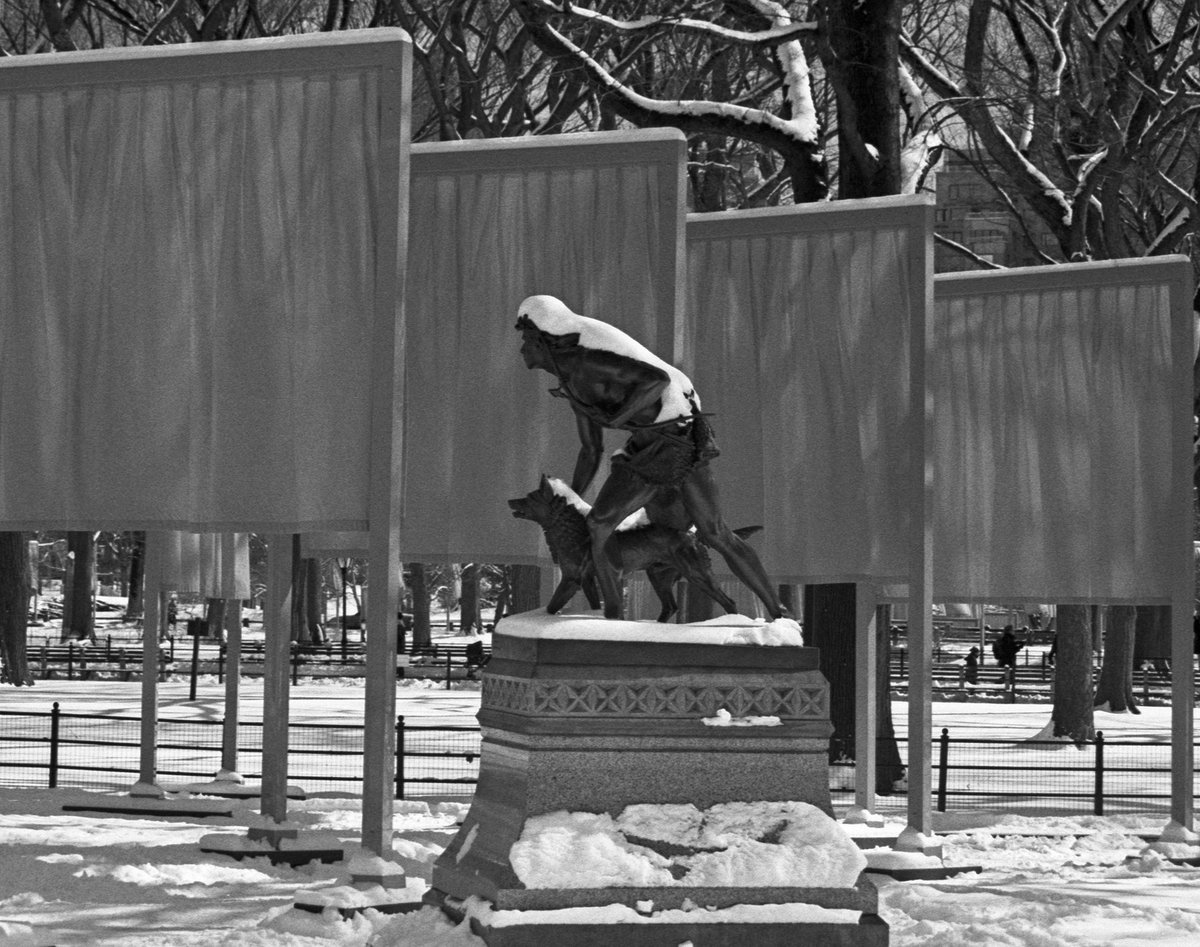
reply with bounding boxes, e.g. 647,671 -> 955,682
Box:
217,642 -> 225,685
1006,666 -> 1016,703
1094,730 -> 1104,816
291,643 -> 300,687
395,715 -> 405,800
446,652 -> 453,690
49,702 -> 61,788
67,642 -> 75,681
936,727 -> 950,812
189,631 -> 201,701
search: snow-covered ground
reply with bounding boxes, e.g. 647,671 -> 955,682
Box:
0,682 -> 1198,945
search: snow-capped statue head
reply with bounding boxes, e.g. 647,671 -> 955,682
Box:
514,294 -> 699,421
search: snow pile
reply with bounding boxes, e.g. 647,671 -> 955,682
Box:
702,708 -> 782,727
509,801 -> 866,889
477,899 -> 860,928
724,615 -> 803,646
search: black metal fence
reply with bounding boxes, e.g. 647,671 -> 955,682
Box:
0,704 -> 480,797
3,706 -> 1197,814
828,730 -> 1199,816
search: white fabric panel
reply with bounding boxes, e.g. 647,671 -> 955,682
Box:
301,532 -> 370,557
150,531 -> 250,597
199,532 -> 251,600
400,132 -> 685,563
686,201 -> 926,584
0,40 -> 396,530
933,271 -> 1179,601
156,531 -> 202,593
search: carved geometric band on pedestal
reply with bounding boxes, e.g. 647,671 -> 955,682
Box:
482,675 -> 827,719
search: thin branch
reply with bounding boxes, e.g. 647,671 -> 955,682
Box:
513,0 -> 825,199
526,0 -> 817,46
141,0 -> 196,44
933,233 -> 1007,270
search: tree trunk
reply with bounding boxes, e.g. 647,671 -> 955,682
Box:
409,564 -> 432,650
206,598 -> 226,643
509,564 -> 542,614
124,531 -> 144,619
0,532 -> 33,685
459,563 -> 482,634
304,557 -> 321,643
818,0 -> 902,198
1094,604 -> 1138,713
1132,604 -> 1171,665
1051,604 -> 1095,743
875,604 -> 905,793
61,531 -> 95,642
492,567 -> 510,624
805,583 -> 857,764
289,537 -> 322,644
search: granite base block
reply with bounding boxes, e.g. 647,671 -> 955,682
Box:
430,616 -> 887,946
463,911 -> 889,947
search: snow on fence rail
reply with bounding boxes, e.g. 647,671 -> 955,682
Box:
1,706 -> 1196,816
0,705 -> 480,798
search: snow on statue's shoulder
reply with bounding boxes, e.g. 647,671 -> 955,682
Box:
497,609 -> 803,646
546,477 -> 650,531
518,294 -> 698,421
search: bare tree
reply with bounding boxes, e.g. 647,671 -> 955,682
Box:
124,531 -> 145,620
902,0 -> 1200,719
1051,604 -> 1096,742
407,564 -> 432,650
1095,604 -> 1140,713
459,563 -> 483,634
512,0 -> 829,205
0,533 -> 34,686
60,531 -> 95,642
900,0 -> 1200,269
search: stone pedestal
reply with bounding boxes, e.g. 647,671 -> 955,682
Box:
427,612 -> 887,946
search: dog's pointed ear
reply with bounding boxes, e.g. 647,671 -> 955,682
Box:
539,474 -> 550,489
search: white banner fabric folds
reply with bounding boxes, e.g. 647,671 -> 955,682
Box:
0,33 -> 408,531
686,198 -> 930,584
933,260 -> 1190,602
399,132 -> 687,563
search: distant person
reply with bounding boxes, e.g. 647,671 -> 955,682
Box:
1047,633 -> 1057,666
992,626 -> 1024,668
964,646 -> 980,685
166,598 -> 178,629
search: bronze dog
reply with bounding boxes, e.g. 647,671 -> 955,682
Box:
508,476 -> 758,622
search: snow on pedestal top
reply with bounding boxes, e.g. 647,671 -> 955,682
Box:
495,608 -> 804,646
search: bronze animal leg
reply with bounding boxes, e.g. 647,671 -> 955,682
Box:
680,465 -> 785,619
645,564 -> 680,622
546,577 -> 581,614
587,465 -> 659,620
